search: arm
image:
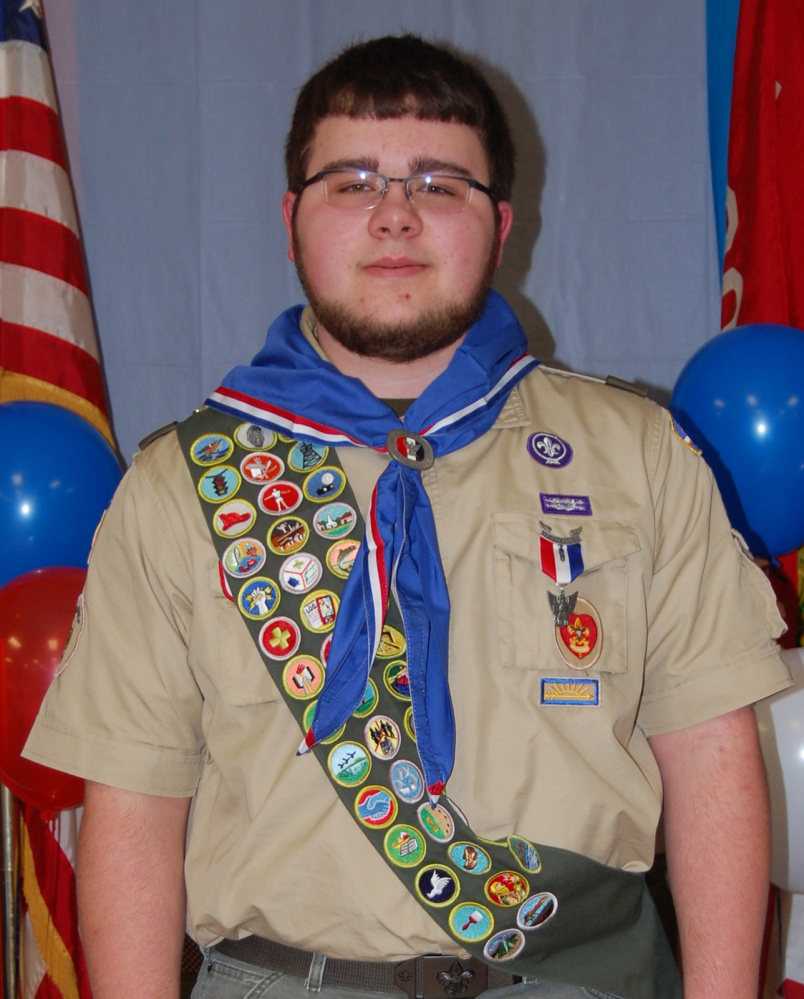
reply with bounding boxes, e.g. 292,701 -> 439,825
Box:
77,781 -> 192,999
650,706 -> 770,999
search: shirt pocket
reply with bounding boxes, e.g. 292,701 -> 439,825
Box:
491,514 -> 640,674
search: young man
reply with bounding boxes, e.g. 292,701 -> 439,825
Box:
25,35 -> 790,999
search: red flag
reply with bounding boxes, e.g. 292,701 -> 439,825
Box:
1,0 -> 112,446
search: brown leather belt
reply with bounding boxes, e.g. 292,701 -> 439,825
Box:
214,936 -> 521,998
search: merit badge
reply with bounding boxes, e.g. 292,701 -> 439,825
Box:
354,786 -> 398,829
383,660 -> 411,701
365,715 -> 401,760
390,759 -> 425,804
214,499 -> 257,538
222,538 -> 266,578
484,872 -> 529,908
540,493 -> 592,517
449,903 -> 494,943
288,440 -> 328,472
313,502 -> 356,539
279,553 -> 323,594
669,413 -> 702,455
282,655 -> 324,700
326,538 -> 360,579
518,893 -> 557,931
237,577 -> 280,620
508,837 -> 542,874
302,702 -> 345,745
418,803 -> 454,843
198,465 -> 240,503
403,706 -> 416,742
234,422 -> 276,451
449,842 -> 491,876
258,481 -> 303,516
386,429 -> 435,470
484,929 -> 525,963
376,625 -> 407,659
527,431 -> 573,469
539,678 -> 600,706
384,824 -> 426,868
320,634 -> 332,665
353,679 -> 379,718
240,451 -> 284,484
327,741 -> 370,787
303,466 -> 346,503
190,433 -> 233,466
300,589 -> 339,633
555,597 -> 603,670
258,616 -> 301,660
416,865 -> 459,907
268,516 -> 309,555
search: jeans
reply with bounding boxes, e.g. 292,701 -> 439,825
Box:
190,948 -> 617,999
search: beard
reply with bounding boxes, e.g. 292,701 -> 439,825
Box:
291,218 -> 500,363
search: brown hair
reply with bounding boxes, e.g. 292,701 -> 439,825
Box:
285,34 -> 515,202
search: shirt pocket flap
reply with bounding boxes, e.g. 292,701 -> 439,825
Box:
492,514 -> 641,569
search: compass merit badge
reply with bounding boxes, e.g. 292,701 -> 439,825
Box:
527,432 -> 572,468
384,824 -> 426,867
555,597 -> 603,669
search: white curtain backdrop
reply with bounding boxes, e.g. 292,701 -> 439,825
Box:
46,1 -> 720,463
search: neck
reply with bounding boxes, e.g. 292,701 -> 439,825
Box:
314,325 -> 467,399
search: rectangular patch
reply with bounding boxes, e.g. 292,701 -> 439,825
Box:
539,493 -> 592,516
540,677 -> 600,706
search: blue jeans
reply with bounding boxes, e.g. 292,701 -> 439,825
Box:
190,948 -> 616,999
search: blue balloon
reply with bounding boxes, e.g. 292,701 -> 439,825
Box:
670,324 -> 804,557
0,402 -> 123,587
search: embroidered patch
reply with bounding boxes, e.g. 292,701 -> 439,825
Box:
669,413 -> 702,455
517,893 -> 557,931
555,597 -> 603,670
319,634 -> 332,665
287,440 -> 328,472
258,616 -> 301,660
484,929 -> 525,962
384,824 -> 426,868
234,422 -> 276,451
527,432 -> 573,468
416,865 -> 459,907
539,677 -> 600,706
282,655 -> 324,700
214,500 -> 257,538
325,538 -> 360,579
313,502 -> 356,539
327,741 -> 371,787
237,577 -> 280,620
303,466 -> 346,503
300,589 -> 339,632
484,872 -> 529,908
418,803 -> 454,843
198,465 -> 240,503
239,451 -> 284,484
507,837 -> 542,874
258,481 -> 303,515
389,759 -> 425,804
449,842 -> 491,876
279,553 -> 323,593
354,786 -> 398,829
222,537 -> 266,578
539,493 -> 592,516
376,625 -> 407,659
353,679 -> 379,718
449,903 -> 494,943
191,433 -> 233,466
267,516 -> 309,555
383,660 -> 411,701
364,715 -> 402,761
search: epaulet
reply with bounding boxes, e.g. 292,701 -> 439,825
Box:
138,421 -> 179,451
604,375 -> 648,397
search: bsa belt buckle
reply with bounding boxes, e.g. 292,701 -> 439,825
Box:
394,955 -> 489,998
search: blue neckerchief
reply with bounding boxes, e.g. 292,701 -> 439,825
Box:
206,290 -> 539,799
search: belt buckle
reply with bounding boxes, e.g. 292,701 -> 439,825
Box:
394,955 -> 489,998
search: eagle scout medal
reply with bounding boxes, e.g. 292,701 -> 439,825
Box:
555,597 -> 603,670
540,523 -> 585,629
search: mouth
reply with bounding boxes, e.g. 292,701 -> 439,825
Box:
363,257 -> 428,278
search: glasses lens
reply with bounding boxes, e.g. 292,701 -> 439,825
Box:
322,171 -> 384,208
408,175 -> 471,213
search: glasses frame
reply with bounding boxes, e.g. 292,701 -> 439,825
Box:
298,169 -> 497,212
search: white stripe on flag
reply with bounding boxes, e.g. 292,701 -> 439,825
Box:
0,149 -> 79,234
0,39 -> 58,108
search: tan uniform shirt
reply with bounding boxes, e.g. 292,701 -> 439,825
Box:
25,363 -> 791,961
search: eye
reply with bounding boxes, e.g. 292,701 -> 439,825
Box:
328,172 -> 380,196
411,175 -> 464,198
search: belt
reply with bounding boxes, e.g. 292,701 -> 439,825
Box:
215,936 -> 522,998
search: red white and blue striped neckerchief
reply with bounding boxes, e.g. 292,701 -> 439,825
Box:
206,290 -> 539,802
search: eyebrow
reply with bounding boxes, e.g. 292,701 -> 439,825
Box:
315,156 -> 475,178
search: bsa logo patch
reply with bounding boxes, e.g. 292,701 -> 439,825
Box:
327,741 -> 370,786
279,553 -> 322,594
258,616 -> 301,660
484,871 -> 529,908
540,677 -> 600,706
449,842 -> 491,876
384,824 -> 426,868
484,929 -> 525,962
303,466 -> 346,503
418,803 -> 454,843
449,903 -> 494,943
234,422 -> 276,451
364,715 -> 401,761
354,786 -> 398,829
288,440 -> 328,472
199,465 -> 240,503
376,625 -> 407,659
353,679 -> 379,718
326,538 -> 360,579
282,655 -> 324,699
237,577 -> 280,620
191,433 -> 233,466
240,451 -> 284,484
389,759 -> 425,804
268,516 -> 309,555
555,597 -> 603,670
300,589 -> 339,632
527,432 -> 573,468
518,892 -> 557,931
258,481 -> 303,516
383,660 -> 411,701
313,502 -> 356,539
222,537 -> 266,578
508,836 -> 542,873
416,865 -> 459,907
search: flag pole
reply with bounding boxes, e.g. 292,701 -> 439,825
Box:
1,784 -> 17,999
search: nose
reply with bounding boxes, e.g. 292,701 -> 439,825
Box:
367,180 -> 423,239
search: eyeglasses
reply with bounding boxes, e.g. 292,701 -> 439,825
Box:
298,169 -> 497,213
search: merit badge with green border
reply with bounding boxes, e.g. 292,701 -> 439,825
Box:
384,824 -> 426,868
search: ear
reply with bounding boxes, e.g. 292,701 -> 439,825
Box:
281,191 -> 297,262
494,201 -> 514,267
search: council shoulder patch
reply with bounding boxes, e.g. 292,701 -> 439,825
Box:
669,413 -> 702,455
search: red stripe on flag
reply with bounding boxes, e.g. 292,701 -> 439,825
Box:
0,207 -> 88,294
0,96 -> 67,169
1,320 -> 108,412
35,974 -> 66,999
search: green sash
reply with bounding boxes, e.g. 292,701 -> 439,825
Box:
176,407 -> 681,999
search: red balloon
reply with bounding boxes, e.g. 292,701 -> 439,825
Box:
0,567 -> 86,809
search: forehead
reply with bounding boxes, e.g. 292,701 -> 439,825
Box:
305,115 -> 491,181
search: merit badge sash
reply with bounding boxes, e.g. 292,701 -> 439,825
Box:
177,407 -> 680,999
